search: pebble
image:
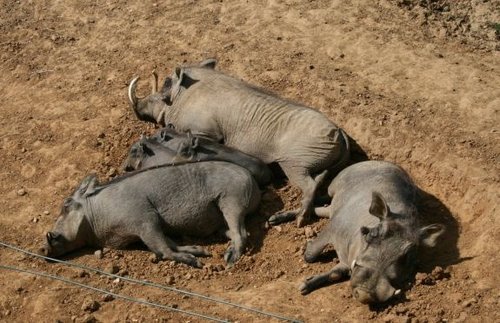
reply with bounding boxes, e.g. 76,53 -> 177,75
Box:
105,264 -> 119,275
78,270 -> 90,278
149,254 -> 159,263
165,276 -> 175,285
17,188 -> 26,196
94,249 -> 103,259
185,273 -> 193,279
43,210 -> 50,215
102,294 -> 114,302
5,310 -> 11,316
304,227 -> 315,238
274,225 -> 282,233
81,299 -> 100,312
112,278 -> 121,284
32,217 -> 39,223
81,314 -> 98,323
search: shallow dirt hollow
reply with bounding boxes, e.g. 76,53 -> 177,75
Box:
0,0 -> 499,322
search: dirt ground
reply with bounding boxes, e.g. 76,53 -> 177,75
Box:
1,0 -> 499,322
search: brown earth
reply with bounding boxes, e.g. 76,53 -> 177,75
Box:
0,0 -> 499,322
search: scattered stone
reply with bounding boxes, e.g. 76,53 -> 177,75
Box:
461,298 -> 477,308
185,273 -> 193,280
32,217 -> 39,223
81,314 -> 98,323
112,278 -> 121,284
304,227 -> 315,238
102,294 -> 114,302
43,210 -> 50,215
5,310 -> 11,316
165,276 -> 175,285
94,249 -> 103,259
78,270 -> 90,278
81,299 -> 100,312
149,254 -> 159,263
274,225 -> 282,233
415,272 -> 434,285
274,270 -> 285,279
17,188 -> 26,196
431,266 -> 450,281
104,263 -> 119,275
118,269 -> 128,276
106,167 -> 117,177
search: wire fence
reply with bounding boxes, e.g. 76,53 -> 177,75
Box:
0,241 -> 302,323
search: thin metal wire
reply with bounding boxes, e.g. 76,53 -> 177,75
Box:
0,241 -> 302,323
0,264 -> 229,323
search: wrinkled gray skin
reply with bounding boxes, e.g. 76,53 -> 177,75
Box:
123,127 -> 272,186
300,161 -> 445,304
128,59 -> 350,227
38,161 -> 261,267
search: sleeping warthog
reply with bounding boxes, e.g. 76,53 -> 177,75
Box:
128,60 -> 350,227
300,161 -> 445,304
122,127 -> 272,186
39,162 -> 261,267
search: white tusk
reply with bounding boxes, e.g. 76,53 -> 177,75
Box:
351,260 -> 356,269
394,289 -> 401,296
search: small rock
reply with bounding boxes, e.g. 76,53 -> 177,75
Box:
21,147 -> 27,153
81,299 -> 100,312
94,250 -> 103,259
5,309 -> 11,316
304,227 -> 315,238
106,168 -> 117,177
104,263 -> 119,274
81,314 -> 98,323
78,270 -> 90,278
165,276 -> 175,285
274,225 -> 282,233
112,278 -> 121,284
185,273 -> 193,280
118,269 -> 128,276
149,254 -> 159,263
102,294 -> 114,302
43,210 -> 50,215
32,217 -> 39,223
17,188 -> 26,196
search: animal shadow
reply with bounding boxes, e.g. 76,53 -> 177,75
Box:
416,189 -> 463,272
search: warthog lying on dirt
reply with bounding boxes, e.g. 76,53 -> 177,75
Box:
38,162 -> 261,267
128,60 -> 350,227
123,127 -> 272,186
300,161 -> 445,304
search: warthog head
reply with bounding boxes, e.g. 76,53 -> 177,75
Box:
38,175 -> 98,258
350,192 -> 445,304
128,59 -> 217,125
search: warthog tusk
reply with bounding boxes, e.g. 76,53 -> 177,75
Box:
351,260 -> 356,269
128,76 -> 140,107
394,289 -> 401,296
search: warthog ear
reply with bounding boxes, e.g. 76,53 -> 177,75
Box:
419,224 -> 445,248
171,68 -> 199,101
369,192 -> 390,220
199,58 -> 217,69
76,174 -> 98,198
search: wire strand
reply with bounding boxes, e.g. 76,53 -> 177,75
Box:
0,264 -> 229,323
0,241 -> 302,323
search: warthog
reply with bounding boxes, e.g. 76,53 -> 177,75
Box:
128,60 -> 350,227
300,161 -> 445,304
38,161 -> 261,267
123,127 -> 272,187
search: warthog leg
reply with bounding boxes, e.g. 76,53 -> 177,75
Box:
219,197 -> 249,266
268,169 -> 328,227
138,220 -> 203,268
299,263 -> 350,295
